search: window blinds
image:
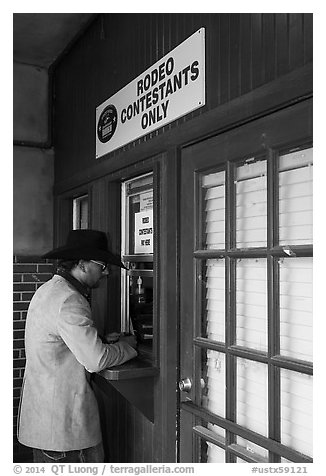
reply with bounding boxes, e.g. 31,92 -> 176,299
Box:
279,257 -> 313,361
203,171 -> 225,249
203,350 -> 226,418
200,146 -> 312,463
279,148 -> 313,245
281,369 -> 313,457
203,351 -> 226,462
236,258 -> 267,352
236,358 -> 268,438
205,259 -> 225,342
236,160 -> 267,248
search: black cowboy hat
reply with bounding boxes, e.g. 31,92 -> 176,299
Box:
42,229 -> 127,269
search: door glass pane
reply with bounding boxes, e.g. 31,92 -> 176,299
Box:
205,441 -> 225,463
237,358 -> 268,437
280,369 -> 313,457
202,259 -> 225,342
202,171 -> 225,250
279,257 -> 313,361
201,349 -> 225,418
236,258 -> 267,352
279,147 -> 313,245
236,159 -> 267,248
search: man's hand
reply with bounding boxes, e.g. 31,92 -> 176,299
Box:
105,332 -> 120,343
105,332 -> 137,349
119,334 -> 137,349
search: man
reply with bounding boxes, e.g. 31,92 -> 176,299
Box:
18,229 -> 137,463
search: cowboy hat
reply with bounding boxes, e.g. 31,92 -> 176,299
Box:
42,229 -> 127,269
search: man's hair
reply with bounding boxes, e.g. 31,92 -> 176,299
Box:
57,259 -> 80,272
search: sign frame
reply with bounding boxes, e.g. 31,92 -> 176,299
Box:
96,27 -> 205,158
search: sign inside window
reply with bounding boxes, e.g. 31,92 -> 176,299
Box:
135,210 -> 153,254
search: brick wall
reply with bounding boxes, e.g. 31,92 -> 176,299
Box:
13,256 -> 54,463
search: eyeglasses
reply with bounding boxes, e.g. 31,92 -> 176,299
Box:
90,260 -> 108,272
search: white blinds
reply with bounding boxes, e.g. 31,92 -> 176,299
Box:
205,438 -> 225,463
236,160 -> 267,248
279,149 -> 313,459
236,358 -> 268,438
281,369 -> 313,457
200,146 -> 312,463
279,148 -> 313,245
203,171 -> 225,249
203,173 -> 226,462
205,259 -> 225,342
204,352 -> 226,462
236,258 -> 267,351
279,257 -> 313,361
203,350 -> 226,418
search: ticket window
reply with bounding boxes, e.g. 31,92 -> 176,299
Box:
94,172 -> 156,421
121,173 -> 154,362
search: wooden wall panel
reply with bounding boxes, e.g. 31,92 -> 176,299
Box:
262,14 -> 276,84
251,14 -> 263,90
229,14 -> 241,100
303,14 -> 313,64
239,14 -> 252,96
289,13 -> 304,70
54,13 -> 312,186
94,380 -> 154,462
275,14 -> 289,77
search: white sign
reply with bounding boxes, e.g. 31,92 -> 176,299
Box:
96,28 -> 205,158
134,210 -> 153,254
139,191 -> 153,212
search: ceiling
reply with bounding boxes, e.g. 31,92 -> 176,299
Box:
13,13 -> 97,69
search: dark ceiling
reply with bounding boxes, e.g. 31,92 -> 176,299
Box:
13,13 -> 97,69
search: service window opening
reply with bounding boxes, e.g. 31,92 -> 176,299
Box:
121,173 -> 154,361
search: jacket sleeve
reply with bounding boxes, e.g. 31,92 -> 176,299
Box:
57,292 -> 137,373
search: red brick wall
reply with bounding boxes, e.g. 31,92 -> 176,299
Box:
13,256 -> 54,463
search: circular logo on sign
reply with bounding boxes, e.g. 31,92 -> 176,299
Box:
97,105 -> 118,143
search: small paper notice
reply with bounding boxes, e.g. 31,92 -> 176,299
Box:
134,210 -> 153,254
139,191 -> 153,212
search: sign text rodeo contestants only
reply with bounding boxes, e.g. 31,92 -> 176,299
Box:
96,28 -> 205,158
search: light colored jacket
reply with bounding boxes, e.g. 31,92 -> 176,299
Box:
18,274 -> 137,451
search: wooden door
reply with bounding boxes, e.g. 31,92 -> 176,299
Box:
179,99 -> 313,463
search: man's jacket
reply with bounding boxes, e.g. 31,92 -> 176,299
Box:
18,274 -> 137,451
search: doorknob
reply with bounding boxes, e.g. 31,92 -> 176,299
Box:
179,378 -> 206,392
179,377 -> 192,392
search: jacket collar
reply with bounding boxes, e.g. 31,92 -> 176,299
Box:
56,268 -> 90,300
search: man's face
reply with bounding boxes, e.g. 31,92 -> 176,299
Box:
83,260 -> 109,289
